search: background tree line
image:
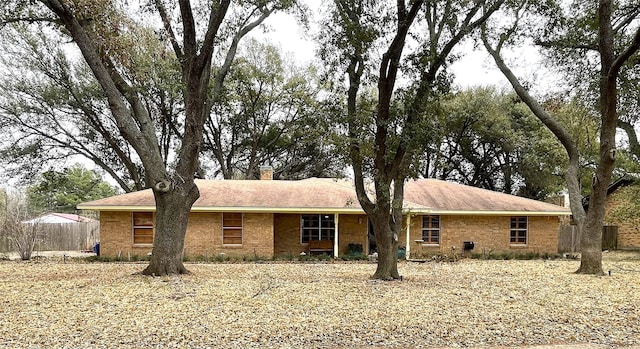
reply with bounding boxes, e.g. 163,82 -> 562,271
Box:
3,34 -> 612,202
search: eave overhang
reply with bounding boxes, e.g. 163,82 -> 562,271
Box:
426,210 -> 571,216
77,204 -> 569,216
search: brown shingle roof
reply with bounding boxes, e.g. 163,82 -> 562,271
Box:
77,178 -> 570,215
78,178 -> 362,212
403,179 -> 569,214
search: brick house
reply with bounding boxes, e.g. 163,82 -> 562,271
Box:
601,178 -> 640,249
78,172 -> 570,259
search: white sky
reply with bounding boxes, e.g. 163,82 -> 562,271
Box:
248,7 -> 554,92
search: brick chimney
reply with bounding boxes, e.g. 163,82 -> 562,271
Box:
260,165 -> 273,180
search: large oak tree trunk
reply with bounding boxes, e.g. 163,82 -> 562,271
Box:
577,223 -> 604,275
576,154 -> 612,276
576,0 -> 632,275
370,215 -> 400,280
142,181 -> 199,276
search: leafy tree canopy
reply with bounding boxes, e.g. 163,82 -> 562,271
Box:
26,164 -> 118,214
204,39 -> 345,179
421,87 -> 566,199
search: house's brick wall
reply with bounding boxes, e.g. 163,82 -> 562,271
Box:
99,211 -> 153,258
273,214 -> 302,256
99,211 -> 560,259
610,220 -> 640,248
183,212 -> 274,259
183,212 -> 216,256
604,190 -> 640,249
242,213 -> 275,258
407,214 -> 559,258
99,211 -> 274,259
337,214 -> 367,255
518,216 -> 558,253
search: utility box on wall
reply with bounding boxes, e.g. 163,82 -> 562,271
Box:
463,241 -> 475,251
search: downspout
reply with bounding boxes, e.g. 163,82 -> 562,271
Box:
405,213 -> 411,260
334,213 -> 339,258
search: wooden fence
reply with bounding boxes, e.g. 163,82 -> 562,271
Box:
0,222 -> 100,253
558,225 -> 618,253
558,226 -> 580,253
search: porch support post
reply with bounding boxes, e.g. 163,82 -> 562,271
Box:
334,213 -> 339,258
405,214 -> 411,260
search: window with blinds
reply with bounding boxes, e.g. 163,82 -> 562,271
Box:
132,212 -> 154,245
223,212 -> 243,245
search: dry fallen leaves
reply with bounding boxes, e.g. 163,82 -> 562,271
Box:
1,253 -> 639,348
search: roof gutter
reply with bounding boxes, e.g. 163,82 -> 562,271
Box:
427,210 -> 572,216
78,204 -> 569,216
76,205 -> 370,214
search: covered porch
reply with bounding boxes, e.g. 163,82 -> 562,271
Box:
271,212 -> 419,258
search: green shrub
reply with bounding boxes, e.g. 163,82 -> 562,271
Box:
339,253 -> 368,261
242,254 -> 267,262
85,255 -> 116,262
517,252 -> 541,260
347,243 -> 363,255
501,252 -> 514,260
316,253 -> 332,261
184,254 -> 215,262
468,251 -> 564,260
213,253 -> 230,262
296,253 -> 333,262
432,254 -> 459,262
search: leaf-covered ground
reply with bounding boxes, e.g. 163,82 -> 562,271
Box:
1,253 -> 639,349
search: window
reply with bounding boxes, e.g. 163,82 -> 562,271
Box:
223,212 -> 243,245
422,215 -> 440,244
301,214 -> 335,243
133,212 -> 154,245
510,216 -> 528,245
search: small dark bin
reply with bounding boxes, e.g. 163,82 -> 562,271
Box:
93,242 -> 100,256
397,246 -> 406,259
463,241 -> 475,251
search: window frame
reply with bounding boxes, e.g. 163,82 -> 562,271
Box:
132,212 -> 154,246
421,215 -> 441,245
222,212 -> 243,246
301,214 -> 335,243
510,216 -> 528,245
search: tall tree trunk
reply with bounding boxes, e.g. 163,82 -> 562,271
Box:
576,0 -> 615,275
565,157 -> 586,236
577,148 -> 612,275
577,220 -> 604,274
142,181 -> 199,275
483,33 -> 588,268
370,214 -> 400,280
